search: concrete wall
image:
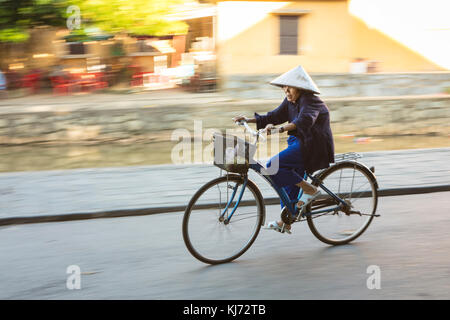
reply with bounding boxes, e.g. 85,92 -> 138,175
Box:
221,72 -> 450,99
0,95 -> 448,145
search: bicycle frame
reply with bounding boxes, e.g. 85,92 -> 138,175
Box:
219,121 -> 350,223
220,161 -> 347,223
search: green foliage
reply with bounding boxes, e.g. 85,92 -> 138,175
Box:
73,0 -> 189,36
0,27 -> 30,43
0,0 -> 189,43
63,28 -> 89,42
0,0 -> 67,42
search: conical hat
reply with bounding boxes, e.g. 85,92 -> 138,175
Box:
270,65 -> 320,94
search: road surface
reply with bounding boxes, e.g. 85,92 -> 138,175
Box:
0,192 -> 449,300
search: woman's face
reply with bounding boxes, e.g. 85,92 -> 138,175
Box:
283,86 -> 301,102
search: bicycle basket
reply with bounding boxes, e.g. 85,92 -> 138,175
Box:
213,133 -> 257,174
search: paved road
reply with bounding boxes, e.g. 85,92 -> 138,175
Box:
0,148 -> 449,222
0,192 -> 449,300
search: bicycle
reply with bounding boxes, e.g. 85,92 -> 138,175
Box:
182,120 -> 380,265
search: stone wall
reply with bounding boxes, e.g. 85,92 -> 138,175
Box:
0,95 -> 448,145
326,96 -> 449,136
221,72 -> 450,99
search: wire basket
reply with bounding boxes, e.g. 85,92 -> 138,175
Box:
213,133 -> 257,174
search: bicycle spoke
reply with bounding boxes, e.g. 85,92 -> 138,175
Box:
309,212 -> 335,219
183,175 -> 263,264
229,213 -> 258,223
350,166 -> 356,199
342,181 -> 371,203
307,162 -> 378,245
194,215 -> 221,242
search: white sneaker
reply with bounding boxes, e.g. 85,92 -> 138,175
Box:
297,190 -> 321,213
264,220 -> 291,234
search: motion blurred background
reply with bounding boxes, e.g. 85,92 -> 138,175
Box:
0,0 -> 449,171
1,1 -> 449,301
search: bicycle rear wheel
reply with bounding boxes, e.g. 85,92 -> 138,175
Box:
307,161 -> 378,245
182,174 -> 265,264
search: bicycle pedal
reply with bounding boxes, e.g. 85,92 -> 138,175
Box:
280,224 -> 292,234
280,206 -> 295,224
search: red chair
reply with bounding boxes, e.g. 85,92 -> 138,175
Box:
22,73 -> 40,94
81,73 -> 96,93
131,71 -> 146,87
129,65 -> 142,87
92,72 -> 108,90
50,76 -> 74,95
72,72 -> 108,93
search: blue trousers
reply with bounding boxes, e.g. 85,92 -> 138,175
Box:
266,135 -> 306,208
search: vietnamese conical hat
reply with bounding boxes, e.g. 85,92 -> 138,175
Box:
270,65 -> 320,94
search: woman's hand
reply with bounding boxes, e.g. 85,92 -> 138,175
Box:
265,124 -> 286,135
233,115 -> 254,123
232,115 -> 248,123
233,115 -> 257,124
265,124 -> 277,135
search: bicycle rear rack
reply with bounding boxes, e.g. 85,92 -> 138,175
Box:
333,152 -> 375,173
334,152 -> 362,163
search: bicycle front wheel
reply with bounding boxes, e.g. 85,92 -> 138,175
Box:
307,161 -> 378,245
182,174 -> 265,265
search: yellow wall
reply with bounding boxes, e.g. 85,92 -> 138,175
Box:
348,0 -> 447,72
217,0 -> 352,75
216,0 -> 446,76
350,16 -> 443,72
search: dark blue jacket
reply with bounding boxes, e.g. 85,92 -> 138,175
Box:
255,93 -> 335,174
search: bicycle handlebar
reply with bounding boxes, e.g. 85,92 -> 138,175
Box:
235,120 -> 266,142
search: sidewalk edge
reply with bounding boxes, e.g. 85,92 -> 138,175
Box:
1,185 -> 449,227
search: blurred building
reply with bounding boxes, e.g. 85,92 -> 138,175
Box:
0,28 -> 192,92
210,0 -> 448,75
170,0 -> 449,95
1,0 -> 448,94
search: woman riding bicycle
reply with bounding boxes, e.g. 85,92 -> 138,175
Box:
233,65 -> 335,234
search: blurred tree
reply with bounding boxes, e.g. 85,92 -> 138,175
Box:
0,0 -> 67,42
0,0 -> 189,71
73,0 -> 189,36
0,0 -> 189,43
